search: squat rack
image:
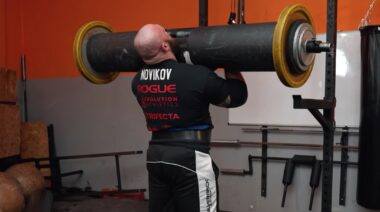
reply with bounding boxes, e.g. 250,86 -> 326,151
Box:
198,0 -> 337,212
294,1 -> 337,212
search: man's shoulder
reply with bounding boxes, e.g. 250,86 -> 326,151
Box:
172,61 -> 213,73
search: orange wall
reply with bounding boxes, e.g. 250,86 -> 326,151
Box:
4,0 -> 380,79
5,0 -> 22,74
0,0 -> 6,67
209,0 -> 380,32
19,0 -> 198,79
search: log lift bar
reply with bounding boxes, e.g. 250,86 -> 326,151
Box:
198,0 -> 339,211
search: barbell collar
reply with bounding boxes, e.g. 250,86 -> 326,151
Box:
287,21 -> 316,74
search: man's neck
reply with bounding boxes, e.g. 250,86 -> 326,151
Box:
144,53 -> 177,65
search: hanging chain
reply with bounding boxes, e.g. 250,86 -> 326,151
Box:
359,0 -> 378,28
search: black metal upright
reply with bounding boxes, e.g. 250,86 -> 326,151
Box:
293,1 -> 337,211
322,1 -> 337,211
261,127 -> 268,197
20,55 -> 28,122
48,124 -> 63,194
199,0 -> 208,27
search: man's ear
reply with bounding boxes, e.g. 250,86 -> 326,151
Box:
161,42 -> 170,52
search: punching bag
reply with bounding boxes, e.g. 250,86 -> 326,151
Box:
357,25 -> 380,209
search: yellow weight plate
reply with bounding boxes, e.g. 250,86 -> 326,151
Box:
73,21 -> 119,84
272,4 -> 315,88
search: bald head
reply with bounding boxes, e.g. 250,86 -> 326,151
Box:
134,24 -> 176,64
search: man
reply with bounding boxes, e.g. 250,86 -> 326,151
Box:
132,24 -> 247,212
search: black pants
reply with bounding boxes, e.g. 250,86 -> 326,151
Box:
147,143 -> 219,212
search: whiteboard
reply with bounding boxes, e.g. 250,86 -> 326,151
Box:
228,30 -> 361,128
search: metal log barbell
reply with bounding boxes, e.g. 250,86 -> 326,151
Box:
73,4 -> 330,87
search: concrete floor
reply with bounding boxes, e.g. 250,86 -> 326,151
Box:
52,197 -> 149,212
